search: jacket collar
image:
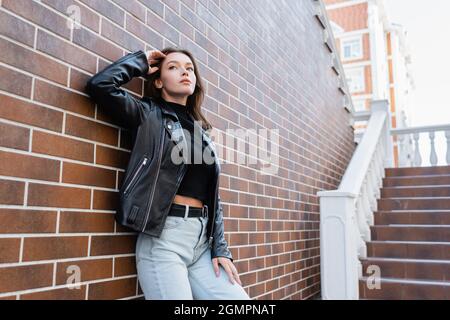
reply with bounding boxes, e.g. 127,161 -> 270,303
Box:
150,96 -> 180,120
149,96 -> 210,136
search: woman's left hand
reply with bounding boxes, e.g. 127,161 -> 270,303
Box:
212,257 -> 242,285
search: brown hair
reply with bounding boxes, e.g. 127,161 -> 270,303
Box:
144,47 -> 212,132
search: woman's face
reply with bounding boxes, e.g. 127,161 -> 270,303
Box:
155,52 -> 196,100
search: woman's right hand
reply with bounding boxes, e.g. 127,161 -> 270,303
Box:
146,50 -> 167,75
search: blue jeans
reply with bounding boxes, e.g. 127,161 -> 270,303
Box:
135,207 -> 251,300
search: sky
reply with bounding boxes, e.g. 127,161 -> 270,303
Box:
383,0 -> 450,165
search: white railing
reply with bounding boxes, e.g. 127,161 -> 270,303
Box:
353,113 -> 450,168
392,124 -> 450,167
317,100 -> 393,299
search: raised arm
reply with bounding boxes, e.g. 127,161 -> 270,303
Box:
85,50 -> 150,129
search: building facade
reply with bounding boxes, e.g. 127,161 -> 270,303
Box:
324,0 -> 415,166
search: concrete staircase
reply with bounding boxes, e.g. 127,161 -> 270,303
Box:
359,165 -> 450,299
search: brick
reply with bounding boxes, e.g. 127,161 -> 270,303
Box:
239,246 -> 256,260
88,277 -> 136,300
64,114 -> 119,146
95,145 -> 130,169
101,18 -> 144,52
230,232 -> 249,246
238,219 -> 257,232
20,286 -> 87,300
125,13 -> 161,45
0,151 -> 60,182
78,0 -> 125,26
146,9 -> 179,44
41,0 -> 100,33
0,238 -> 21,263
112,0 -> 146,22
194,29 -> 218,56
90,235 -> 137,256
140,0 -> 164,16
249,233 -> 264,245
0,209 -> 57,234
69,68 -> 91,92
165,8 -> 194,40
32,130 -> 94,163
92,189 -> 120,211
0,65 -> 32,98
22,236 -> 89,261
0,93 -> 63,132
0,179 -> 24,205
59,211 -> 115,233
55,258 -> 113,285
73,25 -> 123,62
27,183 -> 91,209
0,10 -> 35,47
62,161 -> 116,189
2,0 -> 71,39
33,79 -> 95,117
0,121 -> 29,150
36,30 -> 97,74
0,37 -> 68,85
249,283 -> 265,297
257,269 -> 272,282
114,256 -> 137,277
0,263 -> 53,293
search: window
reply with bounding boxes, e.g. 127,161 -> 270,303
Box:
345,67 -> 365,93
341,36 -> 363,61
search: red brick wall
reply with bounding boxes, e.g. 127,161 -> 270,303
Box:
323,0 -> 349,5
0,0 -> 355,300
327,2 -> 368,31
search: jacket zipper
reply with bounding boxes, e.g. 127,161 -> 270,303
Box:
123,156 -> 148,196
159,118 -> 189,230
141,121 -> 166,232
207,148 -> 219,247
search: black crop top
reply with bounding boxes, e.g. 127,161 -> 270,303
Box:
161,98 -> 216,205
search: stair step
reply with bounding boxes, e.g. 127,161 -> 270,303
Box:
359,277 -> 450,299
378,197 -> 450,210
374,211 -> 450,225
383,175 -> 450,187
360,166 -> 450,299
360,257 -> 450,282
367,241 -> 450,260
371,225 -> 450,242
381,186 -> 450,198
385,165 -> 450,177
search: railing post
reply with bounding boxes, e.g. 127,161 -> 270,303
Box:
370,100 -> 393,168
318,191 -> 360,300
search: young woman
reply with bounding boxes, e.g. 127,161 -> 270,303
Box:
85,48 -> 250,300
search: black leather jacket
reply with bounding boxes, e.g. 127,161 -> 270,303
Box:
85,50 -> 233,262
